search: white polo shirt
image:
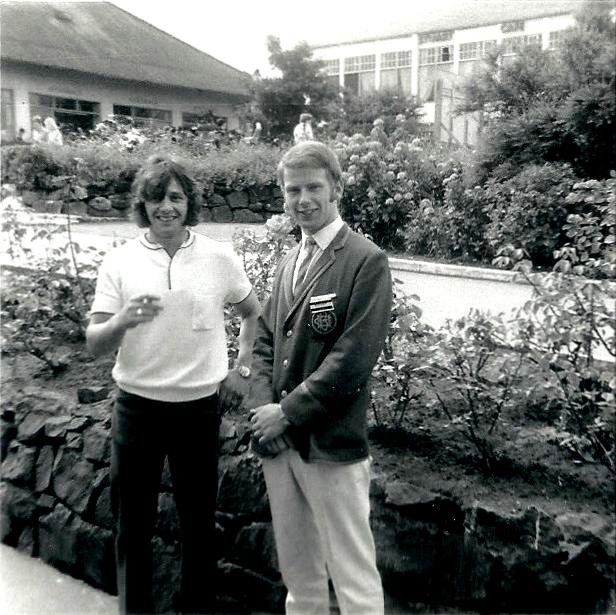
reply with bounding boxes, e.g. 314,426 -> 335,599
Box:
90,231 -> 252,402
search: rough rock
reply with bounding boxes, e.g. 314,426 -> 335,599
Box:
233,209 -> 263,223
78,386 -> 110,404
217,454 -> 268,516
83,425 -> 110,464
35,445 -> 55,492
2,442 -> 37,485
211,205 -> 233,222
226,190 -> 249,209
52,449 -> 106,515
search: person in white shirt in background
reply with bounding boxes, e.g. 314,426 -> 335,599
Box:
43,116 -> 63,145
293,113 -> 314,144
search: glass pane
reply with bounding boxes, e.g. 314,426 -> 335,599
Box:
56,98 -> 77,110
113,105 -> 131,116
359,71 -> 375,95
380,69 -> 398,91
35,94 -> 53,107
78,100 -> 99,113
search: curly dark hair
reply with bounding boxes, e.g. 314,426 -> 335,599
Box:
131,155 -> 201,227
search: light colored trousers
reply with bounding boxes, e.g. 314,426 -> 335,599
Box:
262,448 -> 384,615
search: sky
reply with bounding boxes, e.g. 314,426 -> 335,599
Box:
111,0 -> 462,76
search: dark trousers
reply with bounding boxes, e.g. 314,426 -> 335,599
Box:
111,389 -> 220,615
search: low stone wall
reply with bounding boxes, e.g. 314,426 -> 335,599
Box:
18,182 -> 284,224
1,385 -> 614,614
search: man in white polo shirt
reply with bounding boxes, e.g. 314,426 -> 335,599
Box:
86,155 -> 260,615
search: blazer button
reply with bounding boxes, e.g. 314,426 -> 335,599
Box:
280,390 -> 288,398
282,359 -> 288,367
286,330 -> 293,337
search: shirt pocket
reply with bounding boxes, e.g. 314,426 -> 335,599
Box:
192,294 -> 219,331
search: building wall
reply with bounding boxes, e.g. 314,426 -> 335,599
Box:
1,63 -> 245,141
313,13 -> 575,146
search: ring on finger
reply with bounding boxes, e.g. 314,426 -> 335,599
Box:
137,308 -> 143,316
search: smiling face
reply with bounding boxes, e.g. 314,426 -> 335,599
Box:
283,166 -> 340,235
144,178 -> 188,244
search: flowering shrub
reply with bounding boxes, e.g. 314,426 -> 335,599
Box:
1,198 -> 107,372
371,281 -> 432,431
333,129 -> 465,250
402,169 -> 491,262
554,174 -> 616,279
484,163 -> 578,267
420,311 -> 527,473
494,232 -> 615,473
224,214 -> 297,364
232,213 -> 297,303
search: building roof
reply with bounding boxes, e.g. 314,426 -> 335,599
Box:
0,1 -> 250,98
311,0 -> 582,48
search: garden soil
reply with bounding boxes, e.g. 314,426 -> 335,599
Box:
3,341 -> 613,522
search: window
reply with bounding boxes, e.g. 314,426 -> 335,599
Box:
113,104 -> 172,127
380,51 -> 412,95
419,45 -> 454,65
343,55 -> 376,96
344,55 -> 375,72
501,20 -> 524,33
502,34 -> 542,55
29,93 -> 100,131
323,59 -> 340,75
182,112 -> 227,129
1,89 -> 15,141
381,50 -> 411,69
549,30 -> 567,49
459,40 -> 497,61
419,30 -> 453,44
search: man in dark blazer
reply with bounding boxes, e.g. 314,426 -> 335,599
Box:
249,141 -> 392,615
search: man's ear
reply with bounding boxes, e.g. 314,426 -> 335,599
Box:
332,182 -> 343,203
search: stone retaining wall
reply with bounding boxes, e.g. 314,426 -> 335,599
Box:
1,385 -> 614,614
18,182 -> 284,224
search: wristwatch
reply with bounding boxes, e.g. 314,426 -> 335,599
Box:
237,365 -> 251,378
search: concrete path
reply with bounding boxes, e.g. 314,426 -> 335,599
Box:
0,544 -> 117,615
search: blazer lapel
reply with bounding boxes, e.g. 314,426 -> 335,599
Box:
282,245 -> 301,307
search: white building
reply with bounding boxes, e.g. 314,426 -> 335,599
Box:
0,2 -> 250,142
310,0 -> 579,145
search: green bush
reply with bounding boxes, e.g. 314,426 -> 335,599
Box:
1,202 -> 107,372
554,174 -> 616,279
484,163 -> 578,267
333,131 -> 469,250
402,168 -> 491,262
2,128 -> 282,200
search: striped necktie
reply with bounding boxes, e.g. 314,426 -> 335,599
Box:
294,237 -> 317,295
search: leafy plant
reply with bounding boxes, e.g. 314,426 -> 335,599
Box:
224,214 -> 297,364
494,241 -> 615,474
1,197 -> 108,372
554,174 -> 616,279
484,163 -> 578,267
420,311 -> 526,473
371,280 -> 432,431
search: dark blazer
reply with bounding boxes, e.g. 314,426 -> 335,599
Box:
250,223 -> 393,463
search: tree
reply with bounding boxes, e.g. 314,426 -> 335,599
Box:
250,36 -> 340,139
460,0 -> 616,180
324,89 -> 423,138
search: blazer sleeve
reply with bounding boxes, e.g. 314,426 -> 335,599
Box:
280,248 -> 393,426
248,295 -> 276,408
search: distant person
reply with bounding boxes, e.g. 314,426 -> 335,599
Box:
31,116 -> 46,143
44,117 -> 63,145
252,120 -> 262,143
293,113 -> 314,144
15,128 -> 26,143
86,154 -> 260,615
